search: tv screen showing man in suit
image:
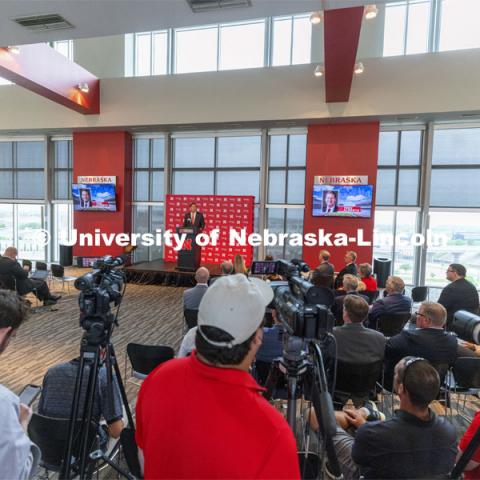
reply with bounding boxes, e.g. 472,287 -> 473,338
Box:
312,184 -> 373,218
72,183 -> 117,212
183,202 -> 205,232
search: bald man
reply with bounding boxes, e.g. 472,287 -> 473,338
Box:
0,247 -> 60,306
183,267 -> 210,311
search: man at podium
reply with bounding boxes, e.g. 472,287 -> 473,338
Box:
183,202 -> 205,232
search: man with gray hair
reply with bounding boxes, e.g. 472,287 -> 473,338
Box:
367,275 -> 411,328
331,274 -> 369,324
183,267 -> 210,311
384,301 -> 459,389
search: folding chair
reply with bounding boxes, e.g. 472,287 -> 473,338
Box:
125,343 -> 174,386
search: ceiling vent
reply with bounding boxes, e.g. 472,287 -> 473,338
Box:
13,14 -> 74,32
186,0 -> 251,13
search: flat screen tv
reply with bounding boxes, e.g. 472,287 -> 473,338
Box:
312,184 -> 374,218
72,183 -> 117,212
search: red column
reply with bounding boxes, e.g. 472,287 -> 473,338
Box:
72,132 -> 132,258
303,123 -> 379,269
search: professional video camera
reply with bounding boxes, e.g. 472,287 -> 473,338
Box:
251,259 -> 340,478
61,255 -> 133,479
452,310 -> 480,344
75,255 -> 126,333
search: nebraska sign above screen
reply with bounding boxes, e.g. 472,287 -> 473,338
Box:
314,175 -> 368,185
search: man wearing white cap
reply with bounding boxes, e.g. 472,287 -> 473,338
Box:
135,274 -> 300,479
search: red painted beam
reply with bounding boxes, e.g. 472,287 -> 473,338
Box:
324,6 -> 364,103
0,44 -> 99,114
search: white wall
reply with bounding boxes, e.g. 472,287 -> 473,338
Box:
0,49 -> 479,132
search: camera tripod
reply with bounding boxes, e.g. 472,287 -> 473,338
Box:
264,336 -> 342,479
60,318 -> 135,479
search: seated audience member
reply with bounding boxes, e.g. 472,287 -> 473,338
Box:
256,308 -> 284,363
458,410 -> 480,479
358,263 -> 377,292
39,353 -> 124,440
331,275 -> 369,324
233,253 -> 248,276
438,263 -> 479,329
0,290 -> 40,479
333,295 -> 386,365
178,326 -> 197,357
208,261 -> 233,286
0,247 -> 60,306
311,263 -> 335,289
183,267 -> 209,310
384,301 -> 459,389
334,250 -> 358,290
367,275 -> 411,329
317,249 -> 335,277
135,275 -> 300,479
315,357 -> 457,479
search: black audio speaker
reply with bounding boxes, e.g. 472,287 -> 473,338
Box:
59,244 -> 73,267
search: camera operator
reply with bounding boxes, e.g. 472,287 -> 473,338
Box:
38,349 -> 125,440
135,274 -> 300,479
0,290 -> 40,479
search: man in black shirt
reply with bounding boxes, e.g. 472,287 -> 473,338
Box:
438,263 -> 479,329
325,357 -> 457,479
334,250 -> 358,290
0,247 -> 60,306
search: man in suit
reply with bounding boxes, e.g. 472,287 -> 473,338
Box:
80,189 -> 93,209
322,190 -> 338,213
334,251 -> 358,289
183,267 -> 210,310
438,263 -> 479,330
383,301 -> 460,389
317,249 -> 335,277
183,203 -> 205,232
367,275 -> 411,329
333,295 -> 386,365
0,247 -> 60,306
332,274 -> 369,325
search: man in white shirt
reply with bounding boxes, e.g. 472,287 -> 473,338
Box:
0,290 -> 40,479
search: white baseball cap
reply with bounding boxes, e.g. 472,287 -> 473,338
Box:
198,274 -> 274,347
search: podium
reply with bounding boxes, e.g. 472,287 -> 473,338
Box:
177,227 -> 201,272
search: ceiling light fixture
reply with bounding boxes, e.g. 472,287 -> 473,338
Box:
364,4 -> 378,20
7,45 -> 20,54
310,11 -> 322,25
314,65 -> 324,77
77,83 -> 89,93
354,62 -> 365,74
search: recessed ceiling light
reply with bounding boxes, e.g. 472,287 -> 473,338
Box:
310,11 -> 322,25
314,65 -> 324,77
364,4 -> 378,20
354,62 -> 365,74
77,83 -> 89,93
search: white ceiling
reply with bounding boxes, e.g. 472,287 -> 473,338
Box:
0,0 -> 389,46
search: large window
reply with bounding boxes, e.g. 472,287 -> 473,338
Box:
134,31 -> 168,76
52,139 -> 73,200
172,134 -> 261,201
271,14 -> 312,66
0,140 -> 45,200
373,209 -> 418,285
383,0 -> 431,56
430,127 -> 480,207
425,212 -> 480,288
377,130 -> 422,206
439,0 -> 480,51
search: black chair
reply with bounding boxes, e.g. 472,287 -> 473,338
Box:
333,359 -> 383,408
363,290 -> 379,305
28,414 -> 97,475
450,357 -> 480,421
22,259 -> 33,272
376,312 -> 411,337
305,286 -> 335,308
51,263 -> 77,293
184,309 -> 199,330
411,286 -> 428,303
125,343 -> 174,384
35,261 -> 48,271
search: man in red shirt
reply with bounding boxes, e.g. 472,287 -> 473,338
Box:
458,411 -> 480,479
135,274 -> 300,479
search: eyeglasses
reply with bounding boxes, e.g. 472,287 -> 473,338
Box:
414,311 -> 426,318
399,356 -> 426,383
